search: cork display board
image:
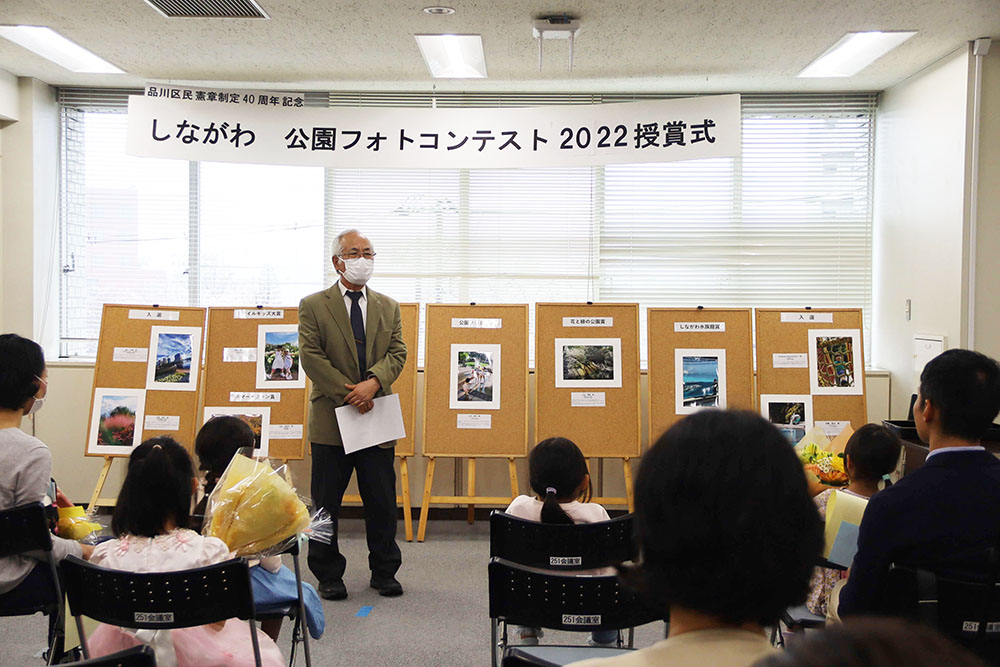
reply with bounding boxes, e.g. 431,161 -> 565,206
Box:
647,308 -> 755,442
755,308 -> 868,433
535,303 -> 641,458
394,303 -> 419,457
86,304 -> 207,457
202,307 -> 308,460
422,304 -> 529,457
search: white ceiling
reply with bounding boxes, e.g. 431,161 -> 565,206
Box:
0,0 -> 997,93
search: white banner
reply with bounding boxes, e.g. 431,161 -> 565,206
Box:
126,93 -> 741,170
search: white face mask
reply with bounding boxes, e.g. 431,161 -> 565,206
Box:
26,375 -> 46,416
340,257 -> 374,285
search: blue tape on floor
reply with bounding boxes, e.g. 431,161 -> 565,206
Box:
356,605 -> 373,617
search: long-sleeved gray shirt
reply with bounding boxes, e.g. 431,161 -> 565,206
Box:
0,426 -> 83,594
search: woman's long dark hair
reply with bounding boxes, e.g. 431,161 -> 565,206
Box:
528,437 -> 591,524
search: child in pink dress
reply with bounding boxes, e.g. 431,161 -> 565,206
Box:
87,437 -> 284,667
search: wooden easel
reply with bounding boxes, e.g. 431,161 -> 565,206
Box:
589,457 -> 635,512
87,456 -> 121,510
417,456 -> 520,542
342,455 -> 415,542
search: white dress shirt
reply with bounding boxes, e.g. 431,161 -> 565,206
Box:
924,445 -> 986,461
337,280 -> 367,332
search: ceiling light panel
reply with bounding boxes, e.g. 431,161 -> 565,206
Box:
415,34 -> 487,78
798,31 -> 917,78
0,26 -> 124,73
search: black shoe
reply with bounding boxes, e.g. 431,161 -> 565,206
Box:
370,576 -> 403,597
318,580 -> 348,600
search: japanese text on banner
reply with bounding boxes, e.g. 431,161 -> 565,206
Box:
127,94 -> 741,170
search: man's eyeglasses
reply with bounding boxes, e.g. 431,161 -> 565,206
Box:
340,252 -> 376,260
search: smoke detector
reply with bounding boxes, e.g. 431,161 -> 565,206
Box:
532,14 -> 581,72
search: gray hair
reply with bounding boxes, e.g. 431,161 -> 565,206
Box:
333,229 -> 366,257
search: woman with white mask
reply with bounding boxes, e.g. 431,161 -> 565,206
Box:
0,333 -> 94,645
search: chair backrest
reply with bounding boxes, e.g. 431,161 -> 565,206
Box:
70,644 -> 157,666
62,555 -> 257,629
0,502 -> 54,559
489,511 -> 636,571
885,564 -> 1000,661
488,557 -> 665,632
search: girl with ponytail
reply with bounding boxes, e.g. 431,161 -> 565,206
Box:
88,437 -> 284,666
504,437 -> 615,646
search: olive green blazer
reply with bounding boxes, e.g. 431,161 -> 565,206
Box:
298,284 -> 406,447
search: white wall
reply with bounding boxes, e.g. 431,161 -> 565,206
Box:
872,46 -> 973,418
0,78 -> 58,348
0,68 -> 19,122
973,45 -> 1000,360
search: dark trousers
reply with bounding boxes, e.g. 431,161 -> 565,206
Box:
308,443 -> 401,584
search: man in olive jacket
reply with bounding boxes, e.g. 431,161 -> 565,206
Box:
298,229 -> 407,599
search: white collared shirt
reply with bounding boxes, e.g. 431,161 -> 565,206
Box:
337,280 -> 367,332
924,445 -> 986,461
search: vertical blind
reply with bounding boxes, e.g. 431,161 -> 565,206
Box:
58,88 -> 875,364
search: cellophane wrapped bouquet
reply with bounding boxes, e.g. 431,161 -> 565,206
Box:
795,427 -> 849,487
202,451 -> 332,557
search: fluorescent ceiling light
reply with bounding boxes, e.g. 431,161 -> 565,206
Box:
798,31 -> 916,78
0,25 -> 124,74
415,34 -> 487,78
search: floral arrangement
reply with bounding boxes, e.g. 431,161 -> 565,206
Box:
798,443 -> 849,487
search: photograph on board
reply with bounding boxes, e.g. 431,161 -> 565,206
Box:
808,329 -> 863,396
554,338 -> 623,389
145,326 -> 202,391
449,343 -> 501,410
760,394 -> 813,444
674,348 -> 727,415
203,407 -> 272,457
256,324 -> 306,389
87,387 -> 146,456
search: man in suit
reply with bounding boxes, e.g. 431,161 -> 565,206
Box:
836,348 -> 1000,616
298,229 -> 407,600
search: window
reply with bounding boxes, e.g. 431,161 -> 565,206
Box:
59,89 -> 875,364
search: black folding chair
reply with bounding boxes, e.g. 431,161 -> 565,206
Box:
771,557 -> 848,646
0,502 -> 65,665
501,645 -> 633,666
254,533 -> 312,667
489,511 -> 637,572
883,564 -> 1000,664
489,557 -> 666,667
68,644 -> 156,666
62,555 -> 264,666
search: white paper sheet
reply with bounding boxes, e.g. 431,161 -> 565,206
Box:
114,347 -> 149,363
773,353 -> 808,369
336,394 -> 406,454
144,415 -> 180,431
571,391 -> 606,407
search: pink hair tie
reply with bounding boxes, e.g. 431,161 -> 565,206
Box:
545,487 -> 557,495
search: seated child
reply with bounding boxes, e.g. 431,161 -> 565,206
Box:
805,424 -> 901,616
193,416 -> 324,641
505,437 -> 618,647
88,437 -> 285,667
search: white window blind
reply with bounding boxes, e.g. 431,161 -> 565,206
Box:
59,89 -> 875,364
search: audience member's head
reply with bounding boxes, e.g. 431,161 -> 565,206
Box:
195,415 -> 256,484
528,436 -> 590,525
0,333 -> 46,413
844,424 -> 902,486
752,617 -> 986,667
916,349 -> 1000,444
623,410 -> 823,627
112,436 -> 194,538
